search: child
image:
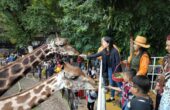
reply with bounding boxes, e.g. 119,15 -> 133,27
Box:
55,61 -> 62,73
106,71 -> 134,110
91,66 -> 97,79
128,75 -> 153,110
86,89 -> 98,110
86,74 -> 98,110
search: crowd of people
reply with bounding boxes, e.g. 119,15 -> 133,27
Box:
0,35 -> 170,110
80,35 -> 170,110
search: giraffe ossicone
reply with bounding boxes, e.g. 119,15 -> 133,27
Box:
0,63 -> 97,110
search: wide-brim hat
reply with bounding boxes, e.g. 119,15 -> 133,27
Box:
134,35 -> 150,48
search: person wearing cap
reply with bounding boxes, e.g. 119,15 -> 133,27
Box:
128,35 -> 151,76
156,34 -> 170,110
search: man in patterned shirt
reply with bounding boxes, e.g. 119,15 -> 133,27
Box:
158,35 -> 170,110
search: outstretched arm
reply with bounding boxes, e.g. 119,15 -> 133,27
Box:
105,85 -> 121,92
80,51 -> 103,59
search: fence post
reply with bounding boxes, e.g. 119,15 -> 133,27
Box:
97,60 -> 106,110
151,57 -> 156,90
148,57 -> 163,90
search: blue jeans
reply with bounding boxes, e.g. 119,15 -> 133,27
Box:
122,100 -> 129,110
108,68 -> 122,97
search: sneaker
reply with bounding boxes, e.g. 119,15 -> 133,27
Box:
106,97 -> 115,102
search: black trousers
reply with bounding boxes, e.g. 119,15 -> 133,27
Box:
103,72 -> 109,86
155,93 -> 162,110
87,102 -> 95,110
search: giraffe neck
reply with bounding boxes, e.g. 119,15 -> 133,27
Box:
0,44 -> 49,96
0,72 -> 65,110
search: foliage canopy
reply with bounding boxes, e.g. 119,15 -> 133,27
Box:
0,0 -> 170,57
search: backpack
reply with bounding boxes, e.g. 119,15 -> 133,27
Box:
89,91 -> 98,100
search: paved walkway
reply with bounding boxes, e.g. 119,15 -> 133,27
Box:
106,93 -> 121,110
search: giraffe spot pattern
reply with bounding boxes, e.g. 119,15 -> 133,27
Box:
42,45 -> 48,50
40,54 -> 45,60
16,92 -> 31,104
44,50 -> 50,54
18,106 -> 24,110
22,57 -> 29,65
28,96 -> 37,108
29,55 -> 36,62
11,64 -> 22,75
35,50 -> 42,56
2,102 -> 12,110
23,66 -> 31,75
41,91 -> 51,98
46,86 -> 52,93
41,91 -> 47,96
32,61 -> 40,67
41,86 -> 52,98
37,98 -> 44,104
45,86 -> 52,97
0,69 -> 9,78
51,80 -> 57,85
0,79 -> 6,88
33,85 -> 45,94
46,78 -> 55,84
9,76 -> 22,87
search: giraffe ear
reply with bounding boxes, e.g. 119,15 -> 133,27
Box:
50,41 -> 56,47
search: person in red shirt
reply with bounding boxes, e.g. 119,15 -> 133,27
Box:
77,56 -> 83,68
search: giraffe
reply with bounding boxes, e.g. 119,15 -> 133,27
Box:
0,63 -> 97,110
0,37 -> 79,96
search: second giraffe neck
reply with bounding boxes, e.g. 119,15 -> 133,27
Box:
0,72 -> 65,110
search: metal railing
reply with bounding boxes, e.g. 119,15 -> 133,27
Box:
96,57 -> 163,110
147,57 -> 163,90
97,60 -> 106,110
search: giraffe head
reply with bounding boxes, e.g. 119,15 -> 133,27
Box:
54,62 -> 97,90
46,37 -> 79,57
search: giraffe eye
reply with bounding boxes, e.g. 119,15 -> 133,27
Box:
59,44 -> 64,47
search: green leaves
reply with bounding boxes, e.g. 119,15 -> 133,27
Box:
0,0 -> 57,47
21,2 -> 55,34
0,0 -> 169,57
0,0 -> 20,11
58,0 -> 103,52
